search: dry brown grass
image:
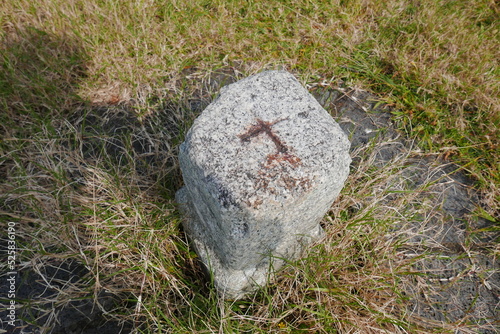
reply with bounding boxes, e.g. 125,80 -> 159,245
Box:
1,0 -> 498,332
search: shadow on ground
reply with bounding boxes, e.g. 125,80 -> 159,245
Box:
0,25 -> 134,334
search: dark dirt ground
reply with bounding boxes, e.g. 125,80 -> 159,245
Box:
321,87 -> 499,333
1,70 -> 498,333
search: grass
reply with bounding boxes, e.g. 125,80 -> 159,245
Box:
1,0 -> 498,333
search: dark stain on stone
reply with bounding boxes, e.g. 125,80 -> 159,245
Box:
205,174 -> 237,208
232,221 -> 249,239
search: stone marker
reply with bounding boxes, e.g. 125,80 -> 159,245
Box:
176,70 -> 351,299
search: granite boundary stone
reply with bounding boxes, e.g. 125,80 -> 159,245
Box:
176,70 -> 351,299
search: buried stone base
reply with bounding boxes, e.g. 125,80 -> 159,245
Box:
176,187 -> 324,299
176,70 -> 351,299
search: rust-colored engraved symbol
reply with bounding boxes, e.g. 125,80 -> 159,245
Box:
238,118 -> 289,153
238,118 -> 311,207
238,118 -> 301,167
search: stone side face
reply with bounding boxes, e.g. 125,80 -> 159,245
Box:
176,70 -> 351,299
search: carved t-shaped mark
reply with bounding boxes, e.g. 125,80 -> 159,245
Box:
238,118 -> 289,153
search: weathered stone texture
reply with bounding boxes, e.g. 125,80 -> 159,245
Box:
176,70 -> 351,299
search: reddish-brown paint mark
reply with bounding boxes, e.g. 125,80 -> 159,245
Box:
238,118 -> 289,154
265,152 -> 301,168
239,118 -> 311,208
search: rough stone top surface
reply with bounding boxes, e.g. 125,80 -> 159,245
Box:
181,70 -> 350,212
